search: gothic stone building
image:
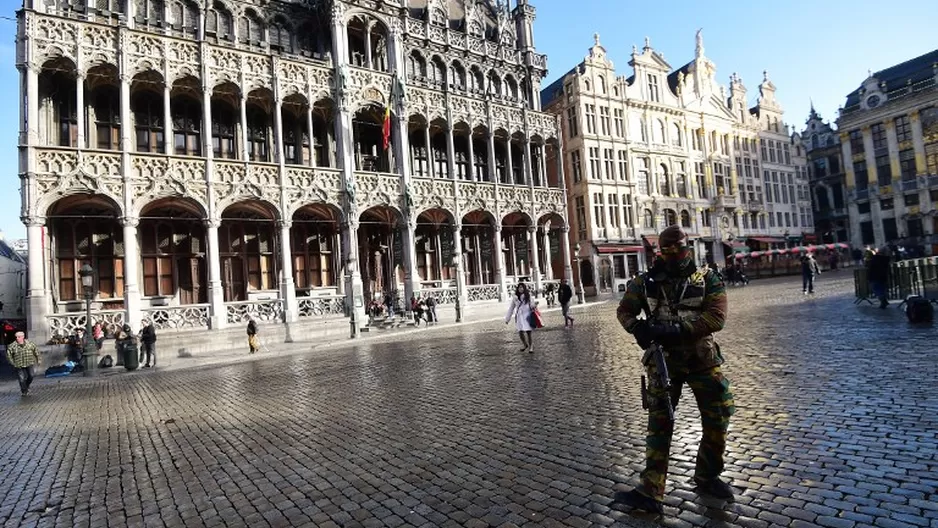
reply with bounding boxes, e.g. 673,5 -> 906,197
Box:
802,106 -> 850,245
541,33 -> 811,293
16,0 -> 570,344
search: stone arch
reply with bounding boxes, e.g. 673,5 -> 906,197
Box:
502,211 -> 533,227
134,192 -> 208,219
218,197 -> 282,221
462,209 -> 497,227
43,193 -> 123,220
537,212 -> 566,229
416,207 -> 456,227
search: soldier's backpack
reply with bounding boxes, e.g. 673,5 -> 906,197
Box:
905,296 -> 934,324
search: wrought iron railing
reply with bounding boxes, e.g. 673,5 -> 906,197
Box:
141,305 -> 211,331
47,309 -> 127,339
416,287 -> 458,305
466,285 -> 500,302
297,296 -> 346,318
225,300 -> 284,325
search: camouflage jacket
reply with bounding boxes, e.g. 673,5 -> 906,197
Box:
617,261 -> 728,372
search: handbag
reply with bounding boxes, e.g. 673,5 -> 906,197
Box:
528,306 -> 544,329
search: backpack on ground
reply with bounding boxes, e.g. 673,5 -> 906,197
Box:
905,296 -> 934,324
98,355 -> 114,368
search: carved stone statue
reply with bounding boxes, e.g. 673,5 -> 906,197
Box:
336,64 -> 349,100
695,28 -> 704,57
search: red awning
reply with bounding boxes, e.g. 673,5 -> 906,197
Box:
595,245 -> 645,254
642,235 -> 659,248
803,234 -> 818,242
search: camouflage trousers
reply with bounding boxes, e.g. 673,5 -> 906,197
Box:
639,365 -> 735,501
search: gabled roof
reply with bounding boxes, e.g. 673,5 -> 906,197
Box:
667,60 -> 693,94
843,48 -> 938,111
540,65 -> 577,109
0,239 -> 25,264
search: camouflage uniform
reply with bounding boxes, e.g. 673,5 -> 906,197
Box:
617,250 -> 734,502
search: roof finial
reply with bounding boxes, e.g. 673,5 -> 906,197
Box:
868,69 -> 872,78
763,70 -> 769,83
593,33 -> 600,47
695,28 -> 704,58
644,36 -> 651,50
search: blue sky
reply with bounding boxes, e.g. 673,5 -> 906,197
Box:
1,0 -> 937,240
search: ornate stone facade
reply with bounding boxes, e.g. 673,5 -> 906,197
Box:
541,32 -> 810,293
17,0 -> 571,343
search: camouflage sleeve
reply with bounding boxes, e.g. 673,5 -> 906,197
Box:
681,270 -> 727,337
616,275 -> 647,333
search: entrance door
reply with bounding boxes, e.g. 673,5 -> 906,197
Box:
177,257 -> 207,304
222,257 -> 245,301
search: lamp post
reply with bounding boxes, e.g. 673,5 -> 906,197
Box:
78,264 -> 97,376
574,242 -> 585,304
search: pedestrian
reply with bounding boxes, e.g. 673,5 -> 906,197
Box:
246,317 -> 259,354
868,247 -> 891,309
614,225 -> 735,513
558,278 -> 575,327
505,283 -> 536,353
829,252 -> 839,271
411,296 -> 425,326
68,328 -> 85,363
7,331 -> 41,397
426,295 -> 437,324
384,290 -> 395,318
92,322 -> 104,351
545,282 -> 556,307
800,252 -> 821,294
139,319 -> 157,368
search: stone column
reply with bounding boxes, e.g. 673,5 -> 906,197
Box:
541,228 -> 552,280
425,124 -> 434,178
364,24 -> 373,69
204,219 -> 227,329
467,131 -> 476,182
26,66 -> 39,145
279,220 -> 298,326
122,216 -> 142,329
341,219 -> 367,337
25,218 -> 49,342
529,225 -> 541,295
400,219 -> 418,317
163,84 -> 173,155
473,230 -> 483,285
910,110 -> 927,174
505,138 -> 514,184
445,124 -> 456,179
334,229 -> 345,295
539,144 -> 548,187
240,92 -> 249,160
452,223 -> 467,306
494,221 -> 507,301
487,131 -> 497,183
306,104 -> 316,167
523,139 -> 533,187
76,72 -> 86,149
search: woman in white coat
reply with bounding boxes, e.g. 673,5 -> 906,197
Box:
505,283 -> 537,352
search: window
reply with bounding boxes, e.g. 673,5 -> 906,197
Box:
768,140 -> 777,162
571,151 -> 582,183
93,87 -> 120,150
608,194 -> 620,228
614,109 -> 624,137
904,193 -> 919,207
854,161 -> 868,190
239,11 -> 265,45
659,163 -> 670,196
695,162 -> 707,199
575,196 -> 587,240
269,18 -> 293,52
760,140 -> 768,161
680,210 -> 691,228
622,195 -> 633,226
220,222 -> 277,297
449,63 -> 466,91
857,201 -> 871,214
171,1 -> 199,38
291,224 -> 335,288
882,217 -> 898,242
600,107 -> 610,136
907,217 -> 924,238
875,154 -> 891,186
643,209 -> 654,229
783,143 -> 791,165
593,193 -> 606,229
589,147 -> 600,179
585,105 -> 596,134
647,75 -> 659,102
411,132 -> 429,177
212,101 -> 237,160
895,115 -> 912,143
714,163 -> 725,194
134,0 -> 164,27
604,149 -> 615,180
566,107 -> 578,137
637,158 -> 650,195
784,212 -> 791,227
54,220 -> 124,301
871,123 -> 886,151
672,123 -> 682,147
655,120 -> 666,144
899,149 -> 916,179
133,91 -> 164,153
617,151 -> 628,181
206,4 -> 233,40
407,52 -> 426,81
692,129 -> 701,151
675,162 -> 687,197
246,105 -> 270,162
860,221 -> 874,245
171,97 -> 201,156
880,198 -> 894,210
849,130 -> 864,154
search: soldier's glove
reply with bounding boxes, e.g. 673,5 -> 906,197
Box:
630,320 -> 654,349
648,322 -> 685,345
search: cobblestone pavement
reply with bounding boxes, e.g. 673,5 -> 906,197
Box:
1,273 -> 936,528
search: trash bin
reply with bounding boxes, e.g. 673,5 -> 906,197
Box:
121,338 -> 140,371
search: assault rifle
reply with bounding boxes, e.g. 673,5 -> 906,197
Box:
640,341 -> 675,421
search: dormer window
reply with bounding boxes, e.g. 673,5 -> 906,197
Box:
647,75 -> 659,102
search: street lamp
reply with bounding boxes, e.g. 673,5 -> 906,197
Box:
78,264 -> 97,376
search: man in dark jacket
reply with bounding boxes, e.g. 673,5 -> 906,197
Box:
558,279 -> 574,327
139,319 -> 157,367
247,318 -> 259,354
868,248 -> 891,309
614,225 -> 735,513
800,253 -> 821,294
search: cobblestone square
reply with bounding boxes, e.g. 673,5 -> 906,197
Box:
1,274 -> 936,528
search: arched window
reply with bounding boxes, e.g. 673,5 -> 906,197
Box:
55,219 -> 124,301
41,71 -> 78,147
93,85 -> 121,150
211,100 -> 236,159
133,90 -> 164,153
643,209 -> 654,229
655,119 -> 666,144
269,18 -> 293,53
680,210 -> 691,228
239,10 -> 264,45
659,163 -> 671,196
429,57 -> 446,87
407,51 -> 426,81
429,8 -> 446,26
671,123 -> 682,146
134,0 -> 164,27
613,85 -> 619,97
450,62 -> 466,91
504,75 -> 518,100
584,79 -> 591,92
246,105 -> 269,162
171,96 -> 201,156
487,71 -> 502,97
205,4 -> 233,40
598,76 -> 606,95
675,164 -> 687,197
664,209 -> 677,226
171,1 -> 198,37
281,110 -> 307,165
469,67 -> 484,93
291,222 -> 336,288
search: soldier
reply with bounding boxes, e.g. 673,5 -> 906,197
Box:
614,225 -> 735,513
